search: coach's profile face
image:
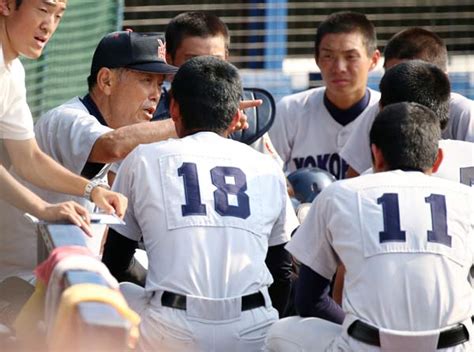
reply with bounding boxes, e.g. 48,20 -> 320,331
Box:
0,0 -> 66,60
98,67 -> 165,128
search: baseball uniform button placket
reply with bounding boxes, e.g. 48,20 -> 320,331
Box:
348,319 -> 471,349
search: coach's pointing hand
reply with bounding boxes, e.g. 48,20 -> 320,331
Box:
231,99 -> 263,132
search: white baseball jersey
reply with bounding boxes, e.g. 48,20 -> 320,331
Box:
435,139 -> 474,184
0,44 -> 35,141
341,93 -> 474,175
0,97 -> 112,282
443,93 -> 474,142
269,87 -> 380,179
108,133 -> 284,175
112,131 -> 298,350
250,132 -> 284,169
287,170 -> 474,335
112,131 -> 297,298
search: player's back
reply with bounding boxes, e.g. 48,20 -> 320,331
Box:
442,92 -> 474,142
341,93 -> 474,175
116,131 -> 295,300
321,170 -> 474,331
435,139 -> 474,185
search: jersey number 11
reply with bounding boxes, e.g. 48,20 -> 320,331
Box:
378,193 -> 451,247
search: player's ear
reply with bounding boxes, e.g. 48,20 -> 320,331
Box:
165,52 -> 173,65
169,96 -> 180,122
369,49 -> 381,71
169,96 -> 183,137
96,68 -> 114,95
371,144 -> 386,172
0,0 -> 12,16
227,109 -> 242,135
431,147 -> 444,173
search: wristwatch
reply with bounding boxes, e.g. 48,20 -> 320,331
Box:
83,179 -> 110,201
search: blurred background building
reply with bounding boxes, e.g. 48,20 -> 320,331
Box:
23,0 -> 474,118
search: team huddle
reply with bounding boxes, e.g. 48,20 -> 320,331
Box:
1,1 -> 474,351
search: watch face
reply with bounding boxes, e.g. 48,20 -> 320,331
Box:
84,179 -> 106,200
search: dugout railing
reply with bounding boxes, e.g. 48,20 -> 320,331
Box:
37,224 -> 132,352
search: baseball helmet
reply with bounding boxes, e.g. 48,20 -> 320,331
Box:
287,167 -> 336,203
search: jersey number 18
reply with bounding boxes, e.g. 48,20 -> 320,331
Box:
178,162 -> 250,219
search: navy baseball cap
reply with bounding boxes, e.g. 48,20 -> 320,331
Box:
90,31 -> 177,76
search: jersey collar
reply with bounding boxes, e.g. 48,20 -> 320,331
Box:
324,89 -> 371,126
80,93 -> 108,127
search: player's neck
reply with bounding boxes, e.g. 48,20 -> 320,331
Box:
325,88 -> 367,110
181,129 -> 225,138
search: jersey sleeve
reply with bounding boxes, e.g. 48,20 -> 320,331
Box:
285,190 -> 340,280
110,148 -> 142,241
339,108 -> 376,174
268,98 -> 295,169
34,105 -> 112,175
0,62 -> 34,140
109,161 -> 121,174
249,133 -> 284,169
269,190 -> 299,247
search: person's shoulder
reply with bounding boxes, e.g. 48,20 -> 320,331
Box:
438,139 -> 474,174
53,96 -> 89,113
367,87 -> 381,101
335,170 -> 414,192
429,169 -> 474,194
376,169 -> 473,193
439,138 -> 474,153
450,92 -> 473,106
1,57 -> 26,90
132,134 -> 190,160
314,176 -> 356,201
358,102 -> 380,123
277,87 -> 324,107
10,58 -> 26,78
201,133 -> 284,171
36,97 -> 91,124
449,92 -> 474,115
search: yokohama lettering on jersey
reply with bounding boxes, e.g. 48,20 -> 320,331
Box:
269,87 -> 380,179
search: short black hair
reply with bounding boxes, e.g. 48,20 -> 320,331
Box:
384,28 -> 448,71
370,102 -> 440,171
170,56 -> 242,134
166,12 -> 230,60
87,71 -> 98,91
379,60 -> 450,131
16,0 -> 68,9
314,11 -> 377,59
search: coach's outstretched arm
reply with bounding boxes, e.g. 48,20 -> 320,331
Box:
90,119 -> 176,163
